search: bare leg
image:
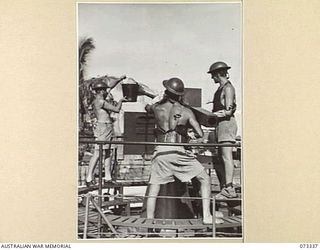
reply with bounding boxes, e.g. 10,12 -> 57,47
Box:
214,155 -> 226,189
104,149 -> 113,181
196,170 -> 224,224
146,184 -> 161,219
221,144 -> 234,185
195,170 -> 211,222
210,132 -> 225,189
86,150 -> 99,182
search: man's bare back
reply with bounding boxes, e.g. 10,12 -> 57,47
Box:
148,100 -> 203,143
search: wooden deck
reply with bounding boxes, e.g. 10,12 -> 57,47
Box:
78,205 -> 242,238
77,168 -> 242,238
103,214 -> 242,230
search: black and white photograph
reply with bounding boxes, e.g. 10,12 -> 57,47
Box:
77,2 -> 242,239
2,0 -> 320,245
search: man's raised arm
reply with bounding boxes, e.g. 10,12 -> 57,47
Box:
102,97 -> 127,113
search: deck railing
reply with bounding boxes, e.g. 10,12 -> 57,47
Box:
78,139 -> 241,239
81,193 -> 223,238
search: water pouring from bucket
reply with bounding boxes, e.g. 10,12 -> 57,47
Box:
121,78 -> 157,102
106,75 -> 126,96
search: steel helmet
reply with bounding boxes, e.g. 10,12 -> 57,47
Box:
162,77 -> 185,96
207,61 -> 231,74
91,81 -> 108,90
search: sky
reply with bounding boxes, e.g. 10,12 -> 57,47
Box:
78,3 -> 242,133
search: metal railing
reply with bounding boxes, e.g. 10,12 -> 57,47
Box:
78,139 -> 241,239
81,193 -> 223,238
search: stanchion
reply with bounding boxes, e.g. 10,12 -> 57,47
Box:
83,194 -> 91,239
212,195 -> 216,237
78,140 -> 242,238
91,197 -> 119,238
98,144 -> 103,238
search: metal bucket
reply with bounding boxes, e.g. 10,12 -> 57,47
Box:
122,83 -> 139,102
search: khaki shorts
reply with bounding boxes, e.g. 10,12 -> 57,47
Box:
149,146 -> 204,185
94,122 -> 114,150
216,116 -> 237,143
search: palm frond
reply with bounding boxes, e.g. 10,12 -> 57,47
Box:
79,37 -> 95,80
78,37 -> 95,130
79,37 -> 95,64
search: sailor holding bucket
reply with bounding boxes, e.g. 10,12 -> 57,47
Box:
86,75 -> 127,186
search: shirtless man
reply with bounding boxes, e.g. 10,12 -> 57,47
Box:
86,79 -> 127,186
143,77 -> 221,224
207,62 -> 238,199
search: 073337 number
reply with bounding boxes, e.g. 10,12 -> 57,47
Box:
300,244 -> 318,248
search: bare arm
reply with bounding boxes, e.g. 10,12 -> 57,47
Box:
102,98 -> 126,113
145,104 -> 155,114
224,86 -> 235,116
187,109 -> 203,138
144,92 -> 165,114
137,83 -> 157,98
213,85 -> 236,118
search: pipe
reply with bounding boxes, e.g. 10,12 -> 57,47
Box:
79,139 -> 241,148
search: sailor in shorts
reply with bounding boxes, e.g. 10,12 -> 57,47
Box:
207,62 -> 238,199
86,80 -> 127,186
141,77 -> 223,224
